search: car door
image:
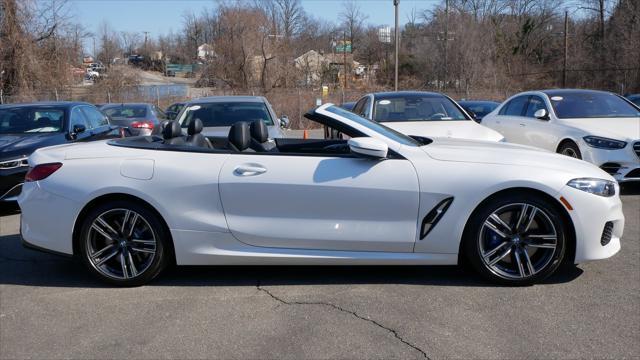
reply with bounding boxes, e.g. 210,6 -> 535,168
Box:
495,95 -> 529,144
68,106 -> 93,141
218,152 -> 420,253
81,106 -> 112,139
520,95 -> 557,150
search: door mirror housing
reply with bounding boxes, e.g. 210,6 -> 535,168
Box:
534,108 -> 549,120
68,124 -> 86,139
348,137 -> 388,159
279,115 -> 290,129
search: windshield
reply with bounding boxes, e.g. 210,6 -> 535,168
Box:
324,106 -> 421,147
102,105 -> 148,118
373,95 -> 468,122
0,107 -> 64,134
180,102 -> 274,128
547,92 -> 640,119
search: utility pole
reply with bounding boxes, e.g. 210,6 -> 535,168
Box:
343,30 -> 348,90
394,0 -> 400,91
443,0 -> 449,91
142,31 -> 150,50
562,10 -> 568,88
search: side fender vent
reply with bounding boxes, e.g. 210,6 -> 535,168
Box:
420,197 -> 454,240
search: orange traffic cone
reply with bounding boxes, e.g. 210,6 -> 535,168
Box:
303,129 -> 309,139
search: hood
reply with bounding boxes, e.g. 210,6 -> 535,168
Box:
558,117 -> 640,141
0,133 -> 66,161
201,125 -> 283,139
382,120 -> 504,142
423,137 -> 612,180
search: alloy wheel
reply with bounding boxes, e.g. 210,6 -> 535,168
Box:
478,203 -> 558,280
85,208 -> 157,280
561,147 -> 579,158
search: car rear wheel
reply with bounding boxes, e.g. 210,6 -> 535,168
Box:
78,200 -> 170,286
463,193 -> 567,285
558,141 -> 582,159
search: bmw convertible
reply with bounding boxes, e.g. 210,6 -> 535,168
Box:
18,104 -> 624,286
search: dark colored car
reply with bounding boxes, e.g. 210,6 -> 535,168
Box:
626,94 -> 640,107
0,102 -> 123,202
339,102 -> 356,111
458,100 -> 501,122
100,103 -> 167,136
165,102 -> 186,120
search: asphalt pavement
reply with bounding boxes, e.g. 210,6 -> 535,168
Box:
1,185 -> 638,359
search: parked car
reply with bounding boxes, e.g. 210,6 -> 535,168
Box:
351,91 -> 504,141
458,100 -> 500,122
0,101 -> 123,202
165,102 -> 186,120
482,89 -> 640,182
100,103 -> 168,136
19,103 -> 622,286
625,94 -> 640,107
176,96 -> 288,142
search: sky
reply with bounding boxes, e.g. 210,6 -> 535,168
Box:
70,0 -> 439,41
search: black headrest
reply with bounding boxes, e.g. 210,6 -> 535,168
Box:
228,121 -> 250,151
250,120 -> 269,143
162,120 -> 182,139
188,118 -> 203,135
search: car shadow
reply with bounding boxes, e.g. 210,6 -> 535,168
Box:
0,232 -> 584,289
620,182 -> 640,196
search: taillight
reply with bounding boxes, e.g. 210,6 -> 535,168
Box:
25,163 -> 63,182
130,121 -> 154,130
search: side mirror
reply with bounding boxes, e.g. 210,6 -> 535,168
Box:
280,115 -> 290,129
166,111 -> 178,120
534,108 -> 549,120
468,111 -> 481,122
348,137 -> 388,159
69,124 -> 86,139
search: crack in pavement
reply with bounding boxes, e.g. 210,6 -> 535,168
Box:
256,280 -> 429,359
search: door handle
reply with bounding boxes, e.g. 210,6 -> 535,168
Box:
519,123 -> 526,127
234,165 -> 267,176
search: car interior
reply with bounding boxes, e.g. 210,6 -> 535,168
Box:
115,118 -> 355,157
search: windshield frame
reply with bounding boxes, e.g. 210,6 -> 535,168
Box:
101,104 -> 150,119
178,101 -> 275,128
0,106 -> 67,135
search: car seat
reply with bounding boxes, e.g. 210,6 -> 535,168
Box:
249,120 -> 276,152
162,120 -> 185,145
186,118 -> 212,148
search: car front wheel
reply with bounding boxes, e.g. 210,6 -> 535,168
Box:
463,193 -> 567,285
78,200 -> 171,286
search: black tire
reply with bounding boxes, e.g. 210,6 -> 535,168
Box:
78,200 -> 171,286
558,141 -> 582,159
462,193 -> 567,286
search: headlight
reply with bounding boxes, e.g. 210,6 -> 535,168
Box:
0,156 -> 29,170
583,136 -> 626,149
567,178 -> 616,197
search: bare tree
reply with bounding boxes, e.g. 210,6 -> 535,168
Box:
339,0 -> 368,52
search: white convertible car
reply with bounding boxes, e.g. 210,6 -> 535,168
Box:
18,104 -> 624,286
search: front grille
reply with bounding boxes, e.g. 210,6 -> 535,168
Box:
634,142 -> 640,160
626,168 -> 640,178
600,162 -> 621,175
601,221 -> 614,246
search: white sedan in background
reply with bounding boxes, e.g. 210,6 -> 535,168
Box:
482,89 -> 640,182
351,91 -> 504,142
19,104 -> 623,286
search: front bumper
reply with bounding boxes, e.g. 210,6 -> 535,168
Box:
559,185 -> 624,263
580,140 -> 640,182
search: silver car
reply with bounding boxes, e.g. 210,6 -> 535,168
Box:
100,103 -> 168,136
176,96 -> 288,141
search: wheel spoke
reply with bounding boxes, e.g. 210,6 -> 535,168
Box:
120,252 -> 129,279
94,247 -> 119,266
488,246 -> 512,266
483,241 -> 509,259
515,205 -> 538,233
521,249 -> 535,276
121,210 -> 131,234
130,246 -> 155,254
484,214 -> 512,238
131,239 -> 155,245
91,244 -> 116,259
514,249 -> 526,278
96,216 -> 119,237
91,223 -> 115,241
527,234 -> 557,249
127,251 -> 138,277
126,213 -> 140,238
